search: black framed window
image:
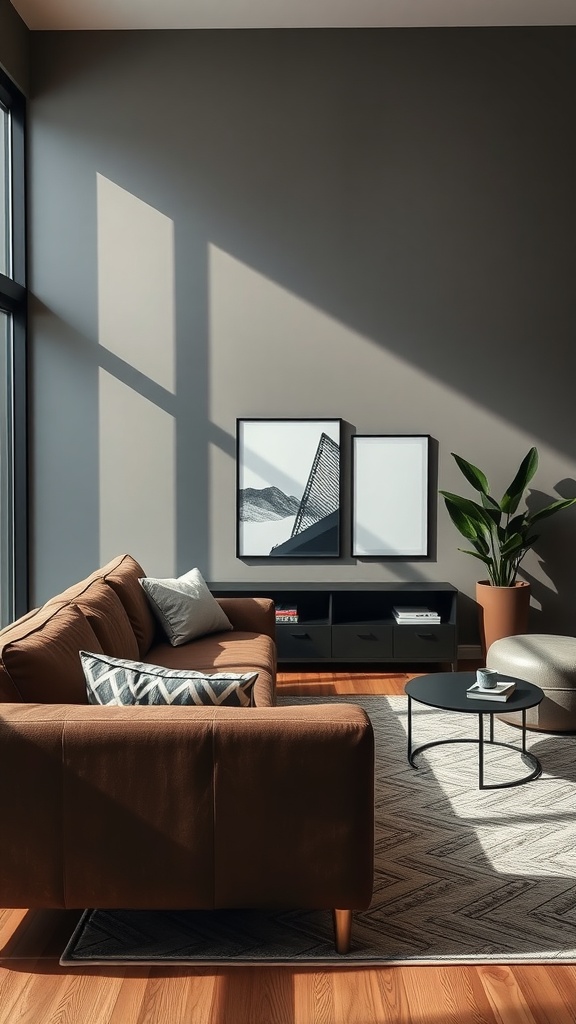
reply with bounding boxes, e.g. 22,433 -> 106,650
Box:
0,66 -> 27,627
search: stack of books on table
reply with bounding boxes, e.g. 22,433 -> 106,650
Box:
392,606 -> 441,625
466,680 -> 516,702
275,604 -> 299,623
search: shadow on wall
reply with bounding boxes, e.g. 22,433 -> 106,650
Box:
523,487 -> 576,633
29,28 -> 576,630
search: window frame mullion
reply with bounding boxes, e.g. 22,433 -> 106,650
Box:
0,273 -> 26,311
0,67 -> 28,624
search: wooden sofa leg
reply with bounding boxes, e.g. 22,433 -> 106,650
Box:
332,909 -> 352,954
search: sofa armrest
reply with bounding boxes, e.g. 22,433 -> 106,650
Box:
0,702 -> 374,912
216,596 -> 276,641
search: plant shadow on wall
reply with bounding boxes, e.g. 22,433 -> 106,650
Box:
440,448 -> 576,652
521,481 -> 576,631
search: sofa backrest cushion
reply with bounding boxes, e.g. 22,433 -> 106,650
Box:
73,581 -> 140,661
0,603 -> 104,704
0,608 -> 42,700
0,666 -> 21,701
99,554 -> 158,657
45,553 -> 156,658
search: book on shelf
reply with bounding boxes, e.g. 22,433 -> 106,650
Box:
391,614 -> 440,622
392,606 -> 439,618
393,610 -> 440,624
275,605 -> 299,623
466,680 -> 516,702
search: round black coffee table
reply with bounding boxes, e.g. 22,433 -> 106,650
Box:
405,671 -> 544,790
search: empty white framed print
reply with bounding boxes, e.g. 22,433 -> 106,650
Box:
352,435 -> 429,557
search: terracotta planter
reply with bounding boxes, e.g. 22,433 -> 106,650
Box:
475,580 -> 531,659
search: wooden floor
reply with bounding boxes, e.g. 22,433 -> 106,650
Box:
2,667 -> 576,1024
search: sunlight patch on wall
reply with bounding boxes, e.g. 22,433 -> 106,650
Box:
96,173 -> 175,392
98,369 -> 175,575
207,244 -> 542,444
206,243 -> 543,585
208,244 -> 365,422
96,175 -> 176,575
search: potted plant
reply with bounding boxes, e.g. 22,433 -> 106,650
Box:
440,447 -> 576,656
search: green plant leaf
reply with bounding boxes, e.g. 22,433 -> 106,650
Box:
528,497 -> 576,525
452,454 -> 490,495
439,446 -> 575,585
505,513 -> 528,537
500,532 -> 525,557
459,548 -> 493,566
473,533 -> 491,555
480,492 -> 502,514
439,492 -> 494,532
442,500 -> 483,541
501,447 -> 538,514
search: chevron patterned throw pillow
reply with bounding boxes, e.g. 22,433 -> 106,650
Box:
80,651 -> 257,707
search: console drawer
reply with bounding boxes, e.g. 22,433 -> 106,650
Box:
331,624 -> 393,660
276,624 -> 332,660
393,625 -> 456,661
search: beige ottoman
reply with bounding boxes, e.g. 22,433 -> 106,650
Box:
487,634 -> 576,732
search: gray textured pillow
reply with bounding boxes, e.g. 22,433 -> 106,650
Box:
80,651 -> 257,707
138,568 -> 232,646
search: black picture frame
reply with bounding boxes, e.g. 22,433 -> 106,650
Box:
237,418 -> 342,558
351,434 -> 430,557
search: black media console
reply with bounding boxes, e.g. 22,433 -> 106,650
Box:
208,582 -> 458,669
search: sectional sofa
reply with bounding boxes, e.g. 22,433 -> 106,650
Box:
0,554 -> 374,953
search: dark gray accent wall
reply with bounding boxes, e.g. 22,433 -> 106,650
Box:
0,0 -> 29,93
28,28 -> 576,640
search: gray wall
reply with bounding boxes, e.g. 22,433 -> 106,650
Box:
28,28 -> 576,641
0,0 -> 28,93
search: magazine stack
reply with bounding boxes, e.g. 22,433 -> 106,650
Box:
392,606 -> 441,625
275,604 -> 299,624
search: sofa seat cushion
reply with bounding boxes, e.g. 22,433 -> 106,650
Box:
146,632 -> 275,673
145,632 -> 276,707
0,603 -> 104,704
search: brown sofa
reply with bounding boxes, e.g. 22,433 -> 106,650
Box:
0,554 -> 374,953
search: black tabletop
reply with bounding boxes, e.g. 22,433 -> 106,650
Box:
405,671 -> 543,713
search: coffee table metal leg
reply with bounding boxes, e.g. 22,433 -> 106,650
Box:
406,696 -> 541,787
407,695 -> 412,762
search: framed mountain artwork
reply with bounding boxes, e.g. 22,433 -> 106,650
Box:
236,418 -> 342,558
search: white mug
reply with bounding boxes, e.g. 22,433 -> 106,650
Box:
476,667 -> 498,689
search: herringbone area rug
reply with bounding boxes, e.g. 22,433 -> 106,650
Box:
61,695 -> 576,966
